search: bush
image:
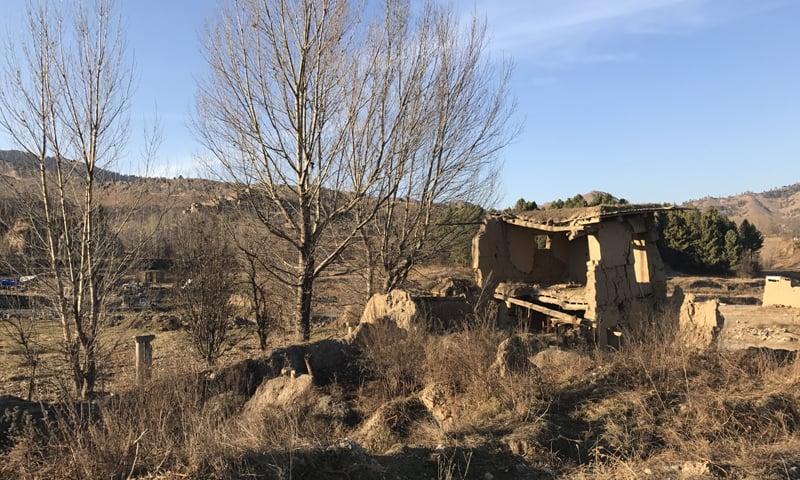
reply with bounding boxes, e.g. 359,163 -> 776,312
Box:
173,212 -> 238,365
358,321 -> 428,400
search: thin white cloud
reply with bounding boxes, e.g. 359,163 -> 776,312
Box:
479,0 -> 692,37
455,0 -> 789,66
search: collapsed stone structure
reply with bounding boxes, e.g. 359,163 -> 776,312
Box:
472,204 -> 675,348
355,203 -> 722,348
360,289 -> 473,331
763,276 -> 800,308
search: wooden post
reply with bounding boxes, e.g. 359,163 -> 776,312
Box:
134,334 -> 156,384
304,353 -> 314,380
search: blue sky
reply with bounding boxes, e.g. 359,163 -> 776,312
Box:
1,0 -> 799,208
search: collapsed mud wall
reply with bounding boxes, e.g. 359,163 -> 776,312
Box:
472,218 -> 537,288
471,209 -> 673,347
677,293 -> 724,348
611,287 -> 723,350
472,219 -> 589,289
584,218 -> 667,347
360,290 -> 472,330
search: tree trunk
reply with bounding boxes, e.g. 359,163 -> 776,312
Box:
383,256 -> 412,293
296,274 -> 314,342
81,353 -> 96,399
296,251 -> 314,342
360,230 -> 376,298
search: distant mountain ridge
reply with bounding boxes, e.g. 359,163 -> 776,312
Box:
2,148 -> 799,235
687,183 -> 800,236
0,149 -> 140,183
0,149 -> 234,210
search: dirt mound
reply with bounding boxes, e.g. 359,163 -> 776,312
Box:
688,279 -> 723,290
0,396 -> 99,450
267,339 -> 361,385
0,395 -> 48,449
491,334 -> 541,378
243,374 -> 316,418
418,383 -> 457,430
206,339 -> 360,399
531,347 -> 586,371
360,289 -> 472,331
353,397 -> 435,454
360,290 -> 420,330
737,346 -> 797,373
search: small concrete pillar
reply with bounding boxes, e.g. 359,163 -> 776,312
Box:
134,334 -> 156,384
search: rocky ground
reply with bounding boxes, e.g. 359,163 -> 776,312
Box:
720,304 -> 800,350
668,273 -> 800,350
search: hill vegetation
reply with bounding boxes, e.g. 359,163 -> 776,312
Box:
0,150 -> 140,183
508,191 -> 628,212
689,183 -> 800,237
657,209 -> 764,275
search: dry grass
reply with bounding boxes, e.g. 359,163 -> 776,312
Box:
566,329 -> 800,478
3,307 -> 800,479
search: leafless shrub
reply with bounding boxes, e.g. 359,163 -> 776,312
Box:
0,367 -> 344,479
427,326 -> 548,429
437,447 -> 473,480
173,212 -> 239,366
231,220 -> 285,350
423,322 -> 500,400
358,320 -> 428,401
0,314 -> 41,401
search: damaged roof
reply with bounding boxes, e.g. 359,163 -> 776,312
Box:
496,203 -> 677,233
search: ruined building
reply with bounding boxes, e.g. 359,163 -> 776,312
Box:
763,276 -> 800,308
472,204 -> 675,347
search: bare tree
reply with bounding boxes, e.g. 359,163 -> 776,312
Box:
174,212 -> 237,366
359,4 -> 515,295
0,0 -> 138,398
240,244 -> 281,350
197,0 -> 514,339
198,0 -> 386,341
226,216 -> 286,350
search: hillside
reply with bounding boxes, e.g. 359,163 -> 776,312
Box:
543,186 -> 800,239
688,183 -> 800,237
3,148 -> 800,241
0,149 -> 140,183
0,149 -> 237,210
